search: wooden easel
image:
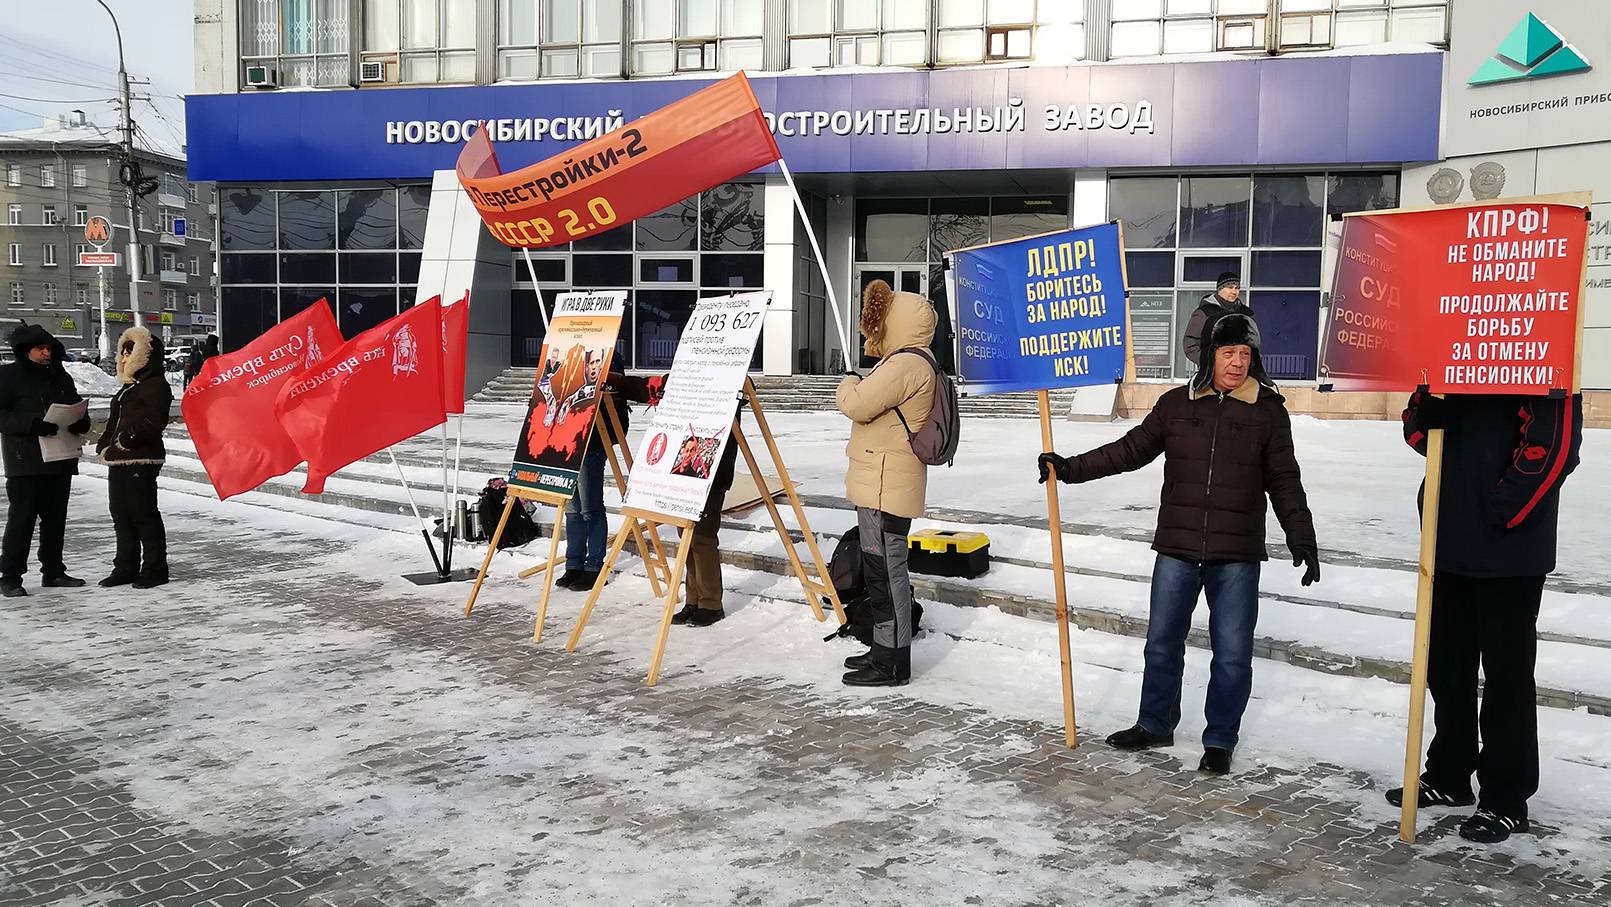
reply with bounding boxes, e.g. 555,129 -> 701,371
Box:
566,379 -> 846,686
462,392 -> 677,643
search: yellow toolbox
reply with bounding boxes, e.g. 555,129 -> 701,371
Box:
907,529 -> 991,579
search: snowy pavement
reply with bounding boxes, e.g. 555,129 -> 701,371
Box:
2,471 -> 1610,905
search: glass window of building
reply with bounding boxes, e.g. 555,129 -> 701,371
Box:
8,283 -> 22,304
5,165 -> 19,187
937,0 -> 1084,65
42,206 -> 56,225
363,0 -> 476,83
74,205 -> 88,226
629,0 -> 763,76
1111,172 -> 1398,383
509,182 -> 765,369
6,205 -> 19,226
218,184 -> 428,349
788,0 -> 932,67
39,165 -> 55,188
241,0 -> 350,88
71,165 -> 87,188
498,0 -> 625,79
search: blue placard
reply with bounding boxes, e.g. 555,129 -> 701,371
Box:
951,222 -> 1128,396
173,217 -> 187,237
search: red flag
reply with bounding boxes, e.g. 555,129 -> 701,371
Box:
181,301 -> 342,500
456,72 -> 780,250
442,291 -> 469,414
274,299 -> 447,494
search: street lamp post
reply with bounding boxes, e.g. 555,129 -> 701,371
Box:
93,0 -> 144,334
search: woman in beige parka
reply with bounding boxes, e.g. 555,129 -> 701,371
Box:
835,279 -> 937,687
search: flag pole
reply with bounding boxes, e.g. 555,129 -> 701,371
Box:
390,447 -> 444,575
521,248 -> 552,331
777,157 -> 853,369
440,420 -> 454,575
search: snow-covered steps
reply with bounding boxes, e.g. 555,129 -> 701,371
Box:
110,447 -> 1611,717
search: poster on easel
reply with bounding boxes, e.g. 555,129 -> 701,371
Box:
509,291 -> 627,497
623,290 -> 770,521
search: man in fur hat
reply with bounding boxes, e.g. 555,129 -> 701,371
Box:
1037,313 -> 1320,774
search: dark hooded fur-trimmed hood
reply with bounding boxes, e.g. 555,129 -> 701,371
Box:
9,323 -> 66,365
115,326 -> 166,385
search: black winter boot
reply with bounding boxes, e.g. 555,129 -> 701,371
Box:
1105,724 -> 1174,751
842,645 -> 910,687
844,649 -> 874,670
0,579 -> 25,597
1459,809 -> 1528,844
42,574 -> 86,588
1385,778 -> 1475,809
1198,746 -> 1233,775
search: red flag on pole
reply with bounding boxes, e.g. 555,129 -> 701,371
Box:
181,300 -> 342,500
274,299 -> 447,494
441,291 -> 470,414
456,72 -> 780,250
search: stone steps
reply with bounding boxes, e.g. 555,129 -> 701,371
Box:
119,443 -> 1611,717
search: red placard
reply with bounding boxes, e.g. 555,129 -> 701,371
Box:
1322,196 -> 1589,395
456,72 -> 780,250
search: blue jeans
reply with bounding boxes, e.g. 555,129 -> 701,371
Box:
1138,553 -> 1261,751
564,448 -> 607,571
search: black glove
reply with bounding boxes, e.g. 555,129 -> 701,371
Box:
1037,452 -> 1074,485
1410,391 -> 1451,430
31,419 -> 59,437
68,417 -> 92,435
1289,543 -> 1321,587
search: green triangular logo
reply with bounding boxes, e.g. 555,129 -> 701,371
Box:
1496,13 -> 1561,67
1469,14 -> 1592,85
1529,43 -> 1592,78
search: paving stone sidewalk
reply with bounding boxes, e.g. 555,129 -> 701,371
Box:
2,492 -> 1608,906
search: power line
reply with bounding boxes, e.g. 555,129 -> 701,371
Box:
0,91 -> 116,105
0,69 -> 118,93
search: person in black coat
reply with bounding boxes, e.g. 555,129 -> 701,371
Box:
1388,389 -> 1584,844
1182,272 -> 1252,367
96,326 -> 173,588
0,324 -> 92,595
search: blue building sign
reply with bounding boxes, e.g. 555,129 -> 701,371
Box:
951,222 -> 1128,396
173,217 -> 187,237
186,53 -> 1442,183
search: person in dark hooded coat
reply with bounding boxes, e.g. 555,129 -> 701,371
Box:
96,326 -> 173,588
0,324 -> 91,595
1037,313 -> 1319,775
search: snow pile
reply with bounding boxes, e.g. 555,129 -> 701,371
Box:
66,361 -> 122,396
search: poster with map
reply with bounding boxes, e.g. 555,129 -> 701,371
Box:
509,292 -> 626,496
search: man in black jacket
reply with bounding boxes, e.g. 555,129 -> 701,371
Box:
0,324 -> 92,596
1388,389 -> 1583,844
1183,272 -> 1252,367
1038,314 -> 1319,775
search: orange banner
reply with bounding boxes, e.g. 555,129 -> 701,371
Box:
456,73 -> 780,250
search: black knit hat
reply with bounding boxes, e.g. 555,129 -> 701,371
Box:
1216,272 -> 1240,290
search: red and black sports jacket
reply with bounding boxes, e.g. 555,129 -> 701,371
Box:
1403,391 -> 1583,578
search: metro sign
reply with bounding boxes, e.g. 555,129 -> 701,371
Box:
83,215 -> 113,248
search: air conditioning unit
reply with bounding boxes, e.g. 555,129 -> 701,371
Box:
244,64 -> 278,89
359,60 -> 387,83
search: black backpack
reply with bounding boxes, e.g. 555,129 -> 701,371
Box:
476,479 -> 540,550
821,526 -> 924,646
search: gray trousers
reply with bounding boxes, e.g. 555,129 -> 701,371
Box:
857,507 -> 914,649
